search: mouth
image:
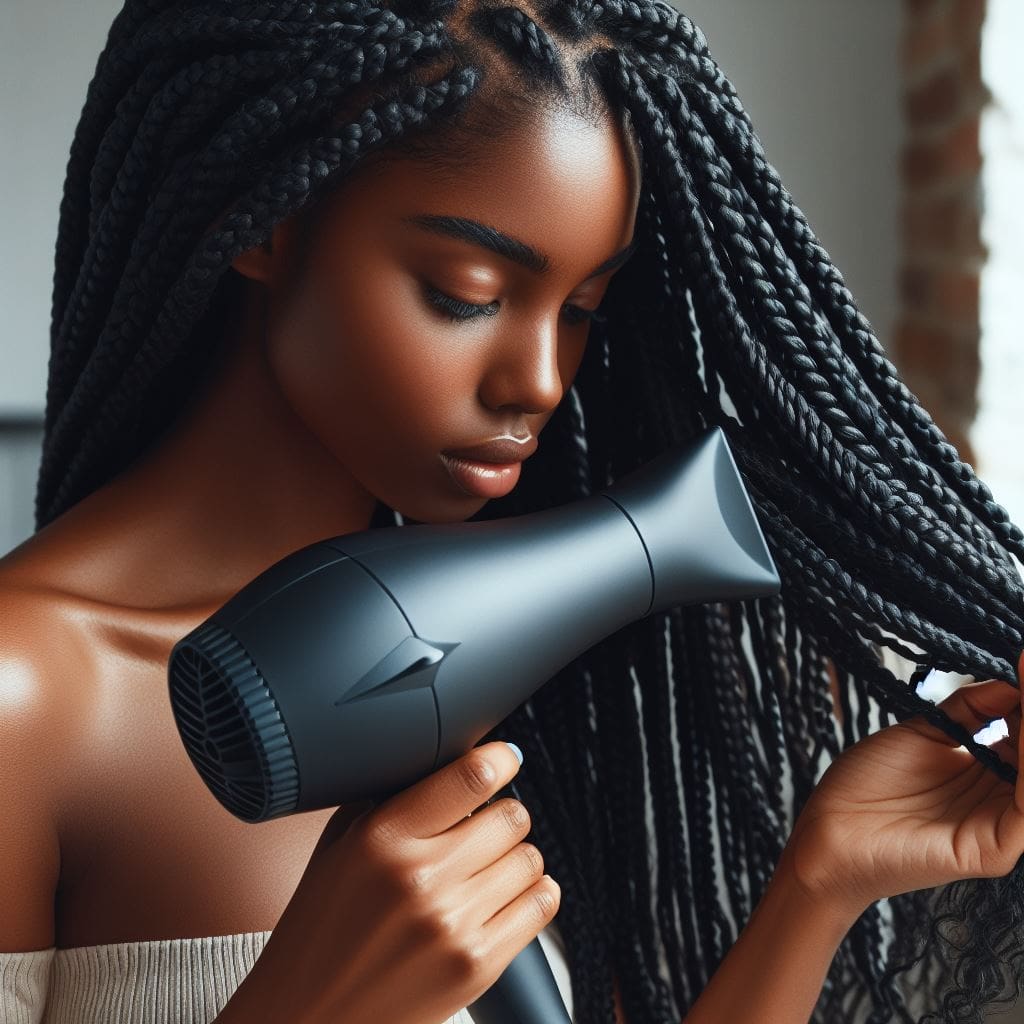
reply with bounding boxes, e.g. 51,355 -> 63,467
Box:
439,453 -> 523,500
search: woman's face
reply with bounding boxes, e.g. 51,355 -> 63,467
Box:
250,103 -> 641,524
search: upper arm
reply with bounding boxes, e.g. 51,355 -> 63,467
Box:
0,596 -> 64,952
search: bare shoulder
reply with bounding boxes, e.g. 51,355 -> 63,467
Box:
0,574 -> 94,951
0,568 -> 97,726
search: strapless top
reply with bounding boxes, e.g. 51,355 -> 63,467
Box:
0,921 -> 573,1024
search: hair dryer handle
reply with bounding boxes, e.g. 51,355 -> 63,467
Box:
466,784 -> 572,1023
468,935 -> 572,1024
368,782 -> 573,1024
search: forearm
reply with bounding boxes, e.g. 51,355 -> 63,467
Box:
210,974 -> 269,1024
684,847 -> 864,1024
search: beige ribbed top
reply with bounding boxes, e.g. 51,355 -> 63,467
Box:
0,922 -> 573,1024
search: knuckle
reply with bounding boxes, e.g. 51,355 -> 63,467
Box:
409,914 -> 439,950
989,852 -> 1019,879
532,883 -> 557,921
430,908 -> 462,944
362,815 -> 403,857
502,798 -> 530,833
450,941 -> 488,983
409,902 -> 454,948
519,842 -> 544,878
459,754 -> 497,796
398,861 -> 436,898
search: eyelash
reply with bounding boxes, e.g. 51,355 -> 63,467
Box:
423,285 -> 607,327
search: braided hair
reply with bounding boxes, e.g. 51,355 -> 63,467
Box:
39,2 -> 1024,1021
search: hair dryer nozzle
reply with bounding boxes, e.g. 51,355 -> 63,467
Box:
602,427 -> 780,614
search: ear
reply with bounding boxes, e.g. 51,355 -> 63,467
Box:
231,217 -> 300,284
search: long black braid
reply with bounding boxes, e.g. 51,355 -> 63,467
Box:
38,2 -> 1024,1021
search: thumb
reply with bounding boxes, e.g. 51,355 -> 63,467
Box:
1018,647 -> 1024,750
1016,650 -> 1024,813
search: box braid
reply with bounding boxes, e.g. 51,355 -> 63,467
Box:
38,1 -> 1024,1021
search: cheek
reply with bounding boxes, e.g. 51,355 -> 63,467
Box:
265,271 -> 479,460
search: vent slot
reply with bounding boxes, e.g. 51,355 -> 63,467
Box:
168,621 -> 299,822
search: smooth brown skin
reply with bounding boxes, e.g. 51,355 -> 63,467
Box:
0,102 -> 640,1024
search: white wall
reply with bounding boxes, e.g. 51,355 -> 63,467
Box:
0,0 -> 124,552
670,0 -> 903,355
1,0 -> 126,419
973,0 -> 1024,529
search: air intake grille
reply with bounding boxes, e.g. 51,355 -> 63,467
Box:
168,621 -> 299,822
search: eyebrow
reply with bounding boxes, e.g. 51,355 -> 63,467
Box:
402,213 -> 637,281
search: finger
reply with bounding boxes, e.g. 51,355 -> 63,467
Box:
1017,650 -> 1024,791
1002,702 -> 1021,750
441,795 -> 533,881
387,741 -> 523,841
461,837 -> 546,928
480,873 -> 561,969
989,735 -> 1019,771
903,678 -> 1020,747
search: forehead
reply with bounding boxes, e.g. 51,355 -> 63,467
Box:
314,105 -> 641,267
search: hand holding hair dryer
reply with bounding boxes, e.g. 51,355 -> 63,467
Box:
167,426 -> 780,1024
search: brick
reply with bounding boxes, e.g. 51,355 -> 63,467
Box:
903,195 -> 985,266
903,141 -> 936,187
938,422 -> 977,464
952,0 -> 986,38
898,267 -> 979,325
895,313 -> 978,444
901,116 -> 980,187
901,374 -> 944,421
945,117 -> 981,175
905,67 -> 961,126
958,36 -> 984,87
903,7 -> 953,71
900,265 -> 934,309
933,269 -> 979,324
896,319 -> 943,370
897,373 -> 976,461
898,0 -> 984,455
895,319 -> 979,381
903,195 -> 960,251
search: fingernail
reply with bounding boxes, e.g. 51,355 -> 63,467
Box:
505,741 -> 524,766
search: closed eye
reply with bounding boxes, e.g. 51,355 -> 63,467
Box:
423,285 -> 606,326
424,285 -> 499,321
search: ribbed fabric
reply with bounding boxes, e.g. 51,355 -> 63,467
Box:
0,946 -> 56,1024
0,922 -> 573,1024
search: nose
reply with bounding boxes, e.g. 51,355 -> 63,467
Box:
478,320 -> 574,415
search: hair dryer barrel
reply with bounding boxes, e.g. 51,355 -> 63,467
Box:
167,427 -> 779,822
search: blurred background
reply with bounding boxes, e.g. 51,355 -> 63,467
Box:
1,1 -> 1022,1019
2,0 -> 1020,556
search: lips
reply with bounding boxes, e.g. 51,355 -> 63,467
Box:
440,454 -> 523,500
442,436 -> 538,464
439,435 -> 536,500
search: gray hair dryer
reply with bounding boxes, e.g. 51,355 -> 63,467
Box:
167,426 -> 780,1024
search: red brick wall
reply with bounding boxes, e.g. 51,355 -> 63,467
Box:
895,0 -> 987,462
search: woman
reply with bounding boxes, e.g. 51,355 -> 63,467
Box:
3,2 -> 1024,1022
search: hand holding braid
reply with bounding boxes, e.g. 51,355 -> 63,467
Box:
787,654 -> 1024,917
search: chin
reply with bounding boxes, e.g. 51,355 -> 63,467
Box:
395,499 -> 488,527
